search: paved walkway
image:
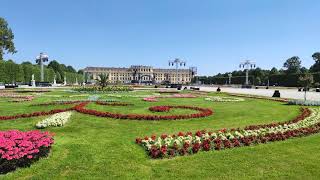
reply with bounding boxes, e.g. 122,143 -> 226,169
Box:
197,86 -> 320,101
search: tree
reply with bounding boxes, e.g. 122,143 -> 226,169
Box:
96,74 -> 109,89
283,56 -> 301,74
312,52 -> 320,63
0,17 -> 17,60
48,60 -> 60,72
0,60 -> 6,82
270,67 -> 279,75
66,65 -> 76,73
310,52 -> 320,72
298,73 -> 314,101
21,63 -> 33,83
300,67 -> 308,74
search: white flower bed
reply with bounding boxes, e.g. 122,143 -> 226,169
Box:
36,111 -> 73,129
204,96 -> 245,102
140,108 -> 320,150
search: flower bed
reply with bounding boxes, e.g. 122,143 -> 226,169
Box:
0,93 -> 34,102
31,101 -> 83,106
204,96 -> 245,102
0,108 -> 73,121
288,99 -> 320,106
143,97 -> 158,102
36,111 -> 73,129
135,107 -> 320,159
105,93 -> 160,98
149,106 -> 171,112
2,96 -> 211,121
73,102 -> 213,120
74,86 -> 133,93
0,130 -> 54,174
228,93 -> 288,102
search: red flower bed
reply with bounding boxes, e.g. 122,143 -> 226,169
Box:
149,106 -> 171,112
1,100 -> 212,121
31,101 -> 84,106
73,102 -> 213,120
0,130 -> 54,174
0,93 -> 34,102
0,108 -> 73,121
137,123 -> 320,159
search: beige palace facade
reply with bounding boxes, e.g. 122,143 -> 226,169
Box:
83,65 -> 196,84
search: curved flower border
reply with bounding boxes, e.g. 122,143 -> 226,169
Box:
2,101 -> 213,121
135,108 -> 320,159
0,93 -> 34,102
73,102 -> 213,120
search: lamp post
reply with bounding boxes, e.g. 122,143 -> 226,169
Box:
239,60 -> 256,85
36,52 -> 49,82
168,58 -> 186,84
228,73 -> 232,84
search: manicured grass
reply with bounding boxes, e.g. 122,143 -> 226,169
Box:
1,89 -> 319,179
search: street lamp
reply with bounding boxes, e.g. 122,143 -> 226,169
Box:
228,73 -> 232,84
239,60 -> 256,85
36,52 -> 49,82
168,58 -> 186,84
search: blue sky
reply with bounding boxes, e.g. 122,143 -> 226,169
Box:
1,0 -> 320,75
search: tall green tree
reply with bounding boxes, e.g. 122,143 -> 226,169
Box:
0,17 -> 17,60
310,52 -> 320,72
312,52 -> 320,63
0,60 -> 6,82
270,67 -> 279,75
283,56 -> 301,74
298,73 -> 314,101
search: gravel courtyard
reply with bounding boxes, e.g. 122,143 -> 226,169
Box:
198,86 -> 320,101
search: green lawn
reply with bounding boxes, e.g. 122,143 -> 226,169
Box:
1,89 -> 320,179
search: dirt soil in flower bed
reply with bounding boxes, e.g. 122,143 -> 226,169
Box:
1,89 -> 320,179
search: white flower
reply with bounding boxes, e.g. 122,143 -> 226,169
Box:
36,111 -> 73,129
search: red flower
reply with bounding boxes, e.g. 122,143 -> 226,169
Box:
161,134 -> 168,139
151,135 -> 156,140
135,138 -> 142,144
192,143 -> 201,153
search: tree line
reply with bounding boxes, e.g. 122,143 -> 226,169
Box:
0,59 -> 83,84
196,53 -> 320,87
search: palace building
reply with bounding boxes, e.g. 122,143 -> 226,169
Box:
83,65 -> 197,84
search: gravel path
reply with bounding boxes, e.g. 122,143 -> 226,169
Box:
197,86 -> 320,101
